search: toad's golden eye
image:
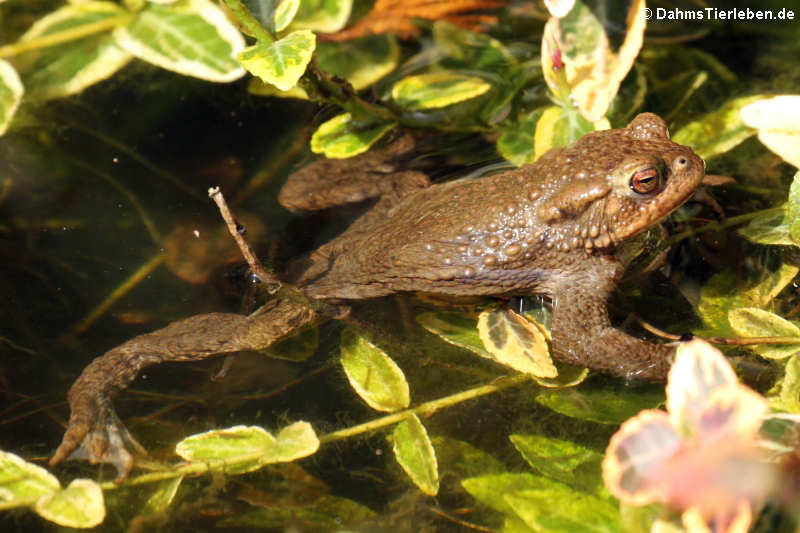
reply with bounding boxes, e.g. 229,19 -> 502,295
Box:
629,167 -> 662,194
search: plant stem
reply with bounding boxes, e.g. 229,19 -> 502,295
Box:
319,373 -> 531,443
221,0 -> 273,43
0,15 -> 130,58
97,374 -> 532,490
667,205 -> 785,245
63,253 -> 166,338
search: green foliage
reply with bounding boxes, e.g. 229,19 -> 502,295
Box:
0,60 -> 23,134
18,1 -> 131,100
391,414 -> 439,495
536,386 -> 665,425
340,328 -> 410,412
391,72 -> 491,110
174,422 -> 319,474
289,0 -> 352,33
310,112 -> 396,158
671,95 -> 764,160
697,264 -> 799,337
728,307 -> 800,359
238,29 -> 315,91
113,0 -> 246,81
0,451 -> 104,528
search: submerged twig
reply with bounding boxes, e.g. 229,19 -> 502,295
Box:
208,187 -> 280,292
209,187 -> 339,316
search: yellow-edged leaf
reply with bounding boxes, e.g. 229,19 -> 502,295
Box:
340,328 -> 410,412
391,414 -> 439,495
477,307 -> 557,378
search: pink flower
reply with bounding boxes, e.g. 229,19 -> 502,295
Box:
602,339 -> 779,533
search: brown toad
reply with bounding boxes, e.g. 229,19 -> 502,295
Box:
51,113 -> 704,479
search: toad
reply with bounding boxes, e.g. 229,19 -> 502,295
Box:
50,113 -> 704,479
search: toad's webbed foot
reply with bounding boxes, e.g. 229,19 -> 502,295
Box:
51,300 -> 316,480
52,396 -> 145,482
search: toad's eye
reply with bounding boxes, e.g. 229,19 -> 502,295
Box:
629,167 -> 662,194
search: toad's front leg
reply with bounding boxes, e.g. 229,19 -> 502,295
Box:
51,299 -> 316,480
548,269 -> 675,382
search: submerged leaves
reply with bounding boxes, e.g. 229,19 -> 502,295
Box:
175,423 -> 320,474
391,414 -> 439,495
0,451 -> 104,528
477,307 -> 557,378
340,328 -> 410,412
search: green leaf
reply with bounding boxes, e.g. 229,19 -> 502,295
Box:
780,355 -> 800,413
340,328 -> 410,412
175,422 -> 319,474
788,171 -> 800,244
242,0 -> 299,33
417,309 -> 587,387
391,414 -> 439,495
416,311 -> 491,358
310,113 -> 396,158
290,0 -> 352,33
737,207 -> 793,246
392,72 -> 491,110
741,95 -> 800,168
533,105 -> 600,161
536,386 -> 664,425
248,77 -> 309,99
672,95 -> 765,160
142,476 -> 183,514
510,434 -> 602,488
238,29 -> 316,91
542,0 -> 645,121
274,0 -> 300,31
477,307 -> 557,378
113,0 -> 245,82
432,21 -> 515,72
0,60 -> 23,136
505,488 -> 623,533
462,473 -> 556,515
316,34 -> 400,91
431,436 -> 505,478
728,307 -> 800,359
34,479 -> 105,529
497,109 -> 544,167
0,450 -> 59,502
697,265 -> 799,337
18,1 -> 131,100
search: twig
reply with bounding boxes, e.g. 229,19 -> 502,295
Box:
208,187 -> 281,292
630,314 -> 800,347
704,336 -> 800,346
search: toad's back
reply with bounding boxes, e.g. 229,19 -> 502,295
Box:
299,113 -> 704,301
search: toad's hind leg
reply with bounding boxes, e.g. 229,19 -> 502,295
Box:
50,299 -> 316,480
